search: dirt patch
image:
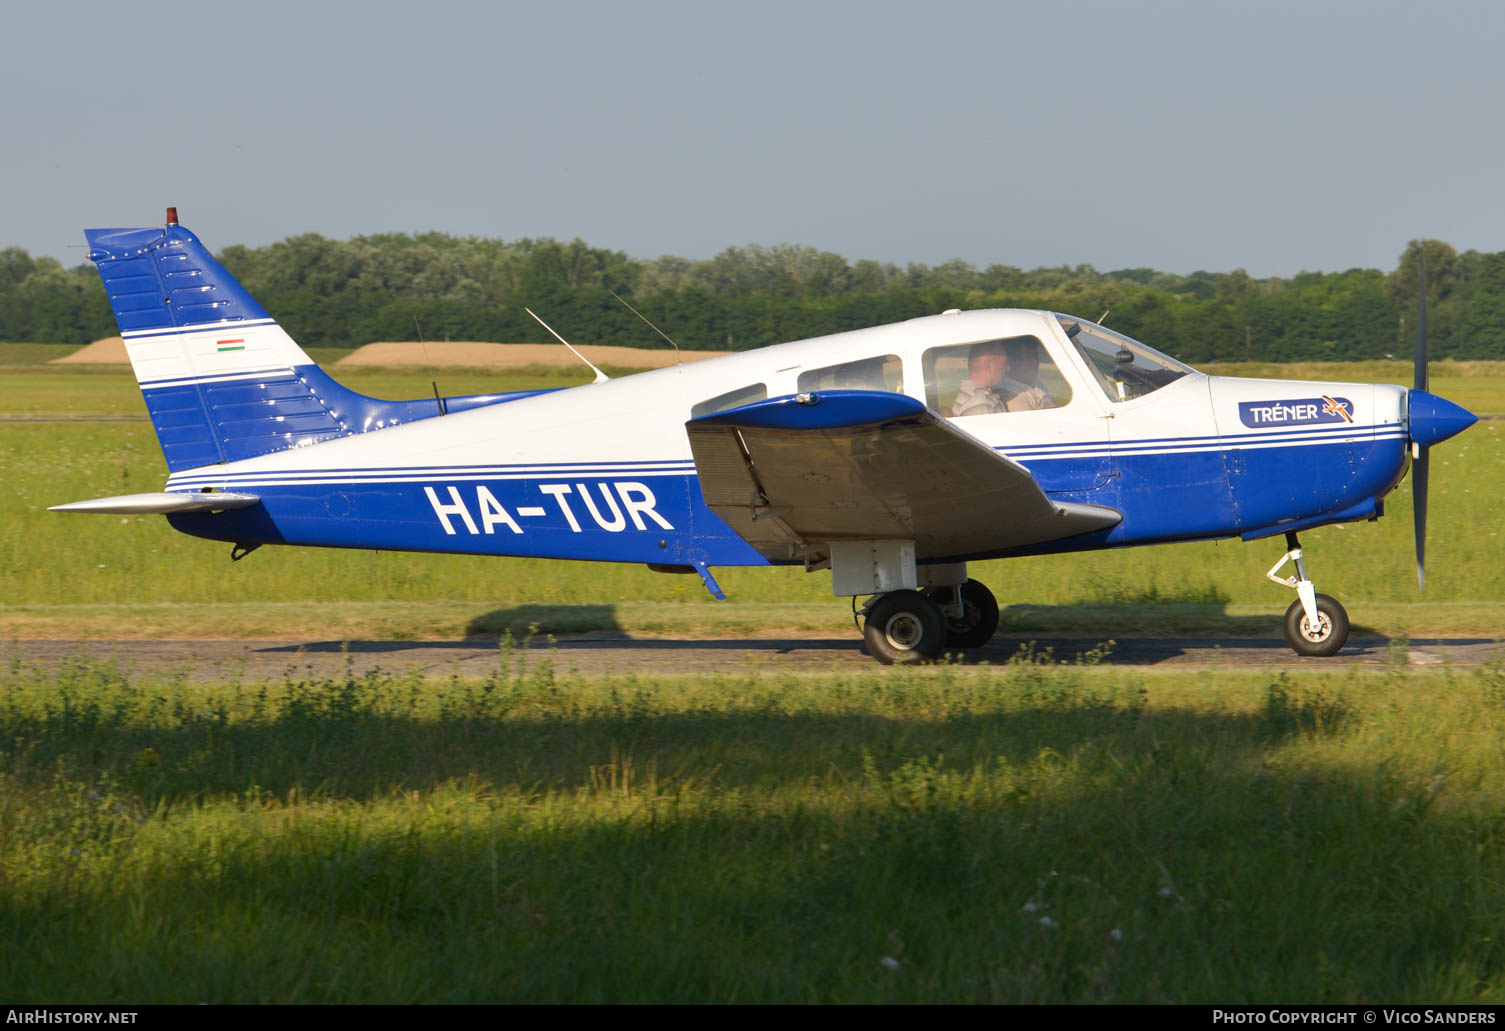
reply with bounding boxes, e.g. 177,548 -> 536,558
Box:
50,337 -> 127,364
335,341 -> 732,369
48,337 -> 733,370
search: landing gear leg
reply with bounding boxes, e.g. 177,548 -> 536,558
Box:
924,579 -> 1000,649
861,590 -> 947,665
1267,531 -> 1350,657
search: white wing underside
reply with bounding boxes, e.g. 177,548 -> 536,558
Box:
686,398 -> 1120,563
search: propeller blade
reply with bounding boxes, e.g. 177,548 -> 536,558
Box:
1413,246 -> 1429,589
1415,247 -> 1428,392
1413,444 -> 1428,590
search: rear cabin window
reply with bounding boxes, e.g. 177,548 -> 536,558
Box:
923,335 -> 1071,417
796,354 -> 903,394
691,383 -> 767,419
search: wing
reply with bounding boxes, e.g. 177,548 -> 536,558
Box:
685,391 -> 1120,562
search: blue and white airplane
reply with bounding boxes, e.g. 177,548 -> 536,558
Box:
54,211 -> 1479,663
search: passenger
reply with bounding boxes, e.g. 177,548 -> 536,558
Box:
952,340 -> 1009,417
1001,338 -> 1057,411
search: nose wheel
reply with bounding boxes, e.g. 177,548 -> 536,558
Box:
1282,593 -> 1350,657
1268,532 -> 1350,657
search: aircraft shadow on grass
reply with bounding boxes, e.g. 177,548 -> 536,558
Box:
247,596 -> 1440,667
256,631 -> 1484,667
12,684 -> 1357,804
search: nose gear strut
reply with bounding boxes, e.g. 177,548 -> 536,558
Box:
1266,531 -> 1350,657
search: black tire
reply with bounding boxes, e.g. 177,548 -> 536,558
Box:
1282,594 -> 1350,657
863,590 -> 947,665
925,579 -> 1000,649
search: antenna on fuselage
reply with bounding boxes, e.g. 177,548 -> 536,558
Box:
609,289 -> 682,367
523,307 -> 609,383
412,315 -> 447,415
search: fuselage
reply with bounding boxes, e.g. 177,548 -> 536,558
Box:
163,309 -> 1413,572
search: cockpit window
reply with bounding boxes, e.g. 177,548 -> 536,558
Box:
691,383 -> 767,418
922,335 -> 1070,417
796,354 -> 903,394
1055,314 -> 1194,402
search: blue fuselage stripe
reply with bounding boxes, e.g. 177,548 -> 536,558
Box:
164,436 -> 1410,568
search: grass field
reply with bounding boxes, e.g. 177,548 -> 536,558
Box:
3,350 -> 1504,1003
4,655 -> 1505,1003
1,352 -> 1500,640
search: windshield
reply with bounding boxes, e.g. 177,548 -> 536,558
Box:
1054,314 -> 1195,402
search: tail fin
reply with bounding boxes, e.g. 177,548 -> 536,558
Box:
86,213 -> 477,471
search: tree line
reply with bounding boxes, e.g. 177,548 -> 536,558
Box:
3,234 -> 1502,362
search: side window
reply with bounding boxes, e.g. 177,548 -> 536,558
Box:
796,354 -> 903,394
923,335 -> 1070,418
691,383 -> 767,419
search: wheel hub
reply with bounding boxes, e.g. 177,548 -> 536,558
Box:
884,612 -> 924,650
1299,613 -> 1333,643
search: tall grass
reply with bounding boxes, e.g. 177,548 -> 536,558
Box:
4,655 -> 1505,1002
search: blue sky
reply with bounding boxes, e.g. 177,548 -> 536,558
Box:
6,0 -> 1502,276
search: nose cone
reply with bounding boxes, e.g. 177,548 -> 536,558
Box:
1409,389 -> 1478,448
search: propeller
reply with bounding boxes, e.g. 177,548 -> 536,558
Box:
1413,249 -> 1428,590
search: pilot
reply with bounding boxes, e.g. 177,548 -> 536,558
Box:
952,340 -> 1009,416
1001,338 -> 1057,411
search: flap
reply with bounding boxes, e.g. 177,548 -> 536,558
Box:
686,391 -> 1120,562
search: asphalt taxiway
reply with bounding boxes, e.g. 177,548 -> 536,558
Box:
6,634 -> 1500,681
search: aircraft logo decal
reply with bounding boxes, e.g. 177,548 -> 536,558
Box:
1238,396 -> 1354,427
217,338 -> 245,353
1320,395 -> 1355,423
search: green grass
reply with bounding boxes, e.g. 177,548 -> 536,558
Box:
4,656 -> 1505,1002
5,357 -> 1501,1003
2,363 -> 1501,640
0,363 -> 601,420
0,342 -> 81,365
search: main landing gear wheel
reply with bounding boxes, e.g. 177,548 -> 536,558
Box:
863,590 -> 947,665
925,579 -> 1000,649
1283,594 -> 1350,657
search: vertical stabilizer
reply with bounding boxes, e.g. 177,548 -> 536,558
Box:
85,218 -> 348,471
84,214 -> 501,472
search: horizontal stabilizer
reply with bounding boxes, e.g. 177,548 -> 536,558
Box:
49,492 -> 261,515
